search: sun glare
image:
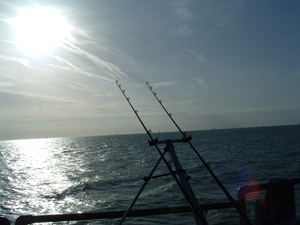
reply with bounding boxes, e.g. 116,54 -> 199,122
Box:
11,7 -> 71,55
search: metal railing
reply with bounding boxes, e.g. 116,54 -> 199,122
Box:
237,178 -> 300,202
14,202 -> 244,225
1,178 -> 299,225
0,217 -> 10,225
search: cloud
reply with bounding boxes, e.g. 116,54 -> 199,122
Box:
186,48 -> 195,54
60,39 -> 128,79
0,89 -> 109,122
0,71 -> 21,81
195,77 -> 205,86
267,70 -> 278,76
0,54 -> 35,68
0,82 -> 14,88
196,53 -> 206,63
64,80 -> 110,95
186,49 -> 206,63
68,26 -> 92,42
48,53 -> 114,82
172,1 -> 193,22
0,89 -> 84,109
171,1 -> 246,38
67,23 -> 136,71
170,1 -> 194,36
177,25 -> 192,36
216,2 -> 245,27
152,81 -> 176,87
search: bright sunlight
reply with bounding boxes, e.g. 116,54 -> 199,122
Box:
11,7 -> 71,55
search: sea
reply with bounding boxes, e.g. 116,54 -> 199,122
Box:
0,125 -> 299,225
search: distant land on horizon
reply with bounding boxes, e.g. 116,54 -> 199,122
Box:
1,123 -> 299,142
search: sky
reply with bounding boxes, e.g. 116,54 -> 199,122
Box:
0,0 -> 299,140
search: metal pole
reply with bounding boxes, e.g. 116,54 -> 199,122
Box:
165,140 -> 204,225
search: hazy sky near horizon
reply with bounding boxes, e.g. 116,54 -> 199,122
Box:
0,0 -> 300,140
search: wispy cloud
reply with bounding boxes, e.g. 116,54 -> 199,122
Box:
61,39 -> 128,79
216,1 -> 245,27
186,49 -> 206,63
171,0 -> 194,36
64,80 -> 109,95
196,53 -> 206,63
177,25 -> 192,36
0,89 -> 89,112
0,82 -> 14,88
194,77 -> 206,86
172,1 -> 193,22
0,54 -> 35,68
152,81 -> 176,87
0,71 -> 22,81
48,53 -> 114,82
171,1 -> 245,38
267,70 -> 279,76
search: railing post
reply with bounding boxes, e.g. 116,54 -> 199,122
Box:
263,179 -> 296,225
252,178 -> 296,225
238,201 -> 248,225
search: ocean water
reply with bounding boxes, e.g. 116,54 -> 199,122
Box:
0,125 -> 299,224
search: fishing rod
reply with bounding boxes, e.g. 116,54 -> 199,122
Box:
146,82 -> 253,225
116,80 -> 208,225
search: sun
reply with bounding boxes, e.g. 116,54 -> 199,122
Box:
11,7 -> 71,55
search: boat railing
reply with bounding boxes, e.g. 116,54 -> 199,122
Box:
13,201 -> 244,225
2,178 -> 299,224
0,217 -> 10,225
237,177 -> 300,202
238,178 -> 300,225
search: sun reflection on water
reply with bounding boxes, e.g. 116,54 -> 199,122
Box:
4,138 -> 74,215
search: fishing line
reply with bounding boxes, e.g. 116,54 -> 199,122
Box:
146,82 -> 252,225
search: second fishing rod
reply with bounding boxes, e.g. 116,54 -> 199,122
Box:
146,82 -> 252,225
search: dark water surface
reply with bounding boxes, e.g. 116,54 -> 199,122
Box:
1,125 -> 299,224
